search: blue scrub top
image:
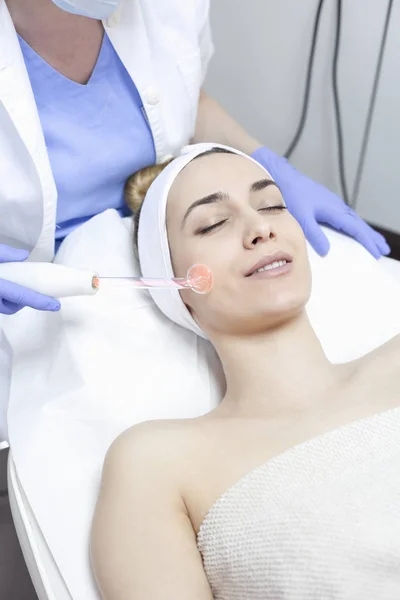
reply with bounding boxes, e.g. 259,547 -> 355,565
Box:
19,33 -> 156,246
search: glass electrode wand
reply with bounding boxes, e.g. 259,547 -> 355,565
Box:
96,264 -> 213,295
0,262 -> 213,298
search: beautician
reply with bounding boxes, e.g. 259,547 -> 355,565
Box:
0,0 -> 389,443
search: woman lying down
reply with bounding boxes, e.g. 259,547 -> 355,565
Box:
90,144 -> 400,600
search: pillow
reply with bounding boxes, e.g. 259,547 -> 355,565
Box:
306,227 -> 400,361
6,209 -> 400,600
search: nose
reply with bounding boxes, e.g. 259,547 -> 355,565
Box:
243,213 -> 276,249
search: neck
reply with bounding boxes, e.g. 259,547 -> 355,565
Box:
6,0 -> 104,84
212,312 -> 340,418
6,0 -> 102,42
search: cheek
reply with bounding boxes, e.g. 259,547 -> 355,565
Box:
291,241 -> 312,302
172,238 -> 230,284
168,235 -> 197,278
180,257 -> 238,326
286,221 -> 309,268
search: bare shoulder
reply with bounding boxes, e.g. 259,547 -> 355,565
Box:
103,418 -> 204,485
109,418 -> 204,457
353,334 -> 400,400
92,418 -> 215,600
362,333 -> 400,370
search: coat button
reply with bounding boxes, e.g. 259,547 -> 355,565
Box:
106,12 -> 120,27
145,87 -> 161,105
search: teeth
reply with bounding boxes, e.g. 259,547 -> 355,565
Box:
254,260 -> 287,274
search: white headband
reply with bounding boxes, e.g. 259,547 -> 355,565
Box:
137,143 -> 273,338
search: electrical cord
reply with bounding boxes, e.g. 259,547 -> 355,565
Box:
351,0 -> 394,209
332,0 -> 350,205
286,0 -> 393,211
284,0 -> 326,160
332,0 -> 394,207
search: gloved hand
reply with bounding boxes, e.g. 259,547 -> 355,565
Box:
0,245 -> 60,315
251,146 -> 390,258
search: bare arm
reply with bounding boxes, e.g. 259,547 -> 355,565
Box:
193,89 -> 262,155
90,425 -> 213,600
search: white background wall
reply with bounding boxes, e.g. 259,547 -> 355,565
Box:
204,0 -> 400,233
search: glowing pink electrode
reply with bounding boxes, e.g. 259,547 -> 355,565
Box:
93,263 -> 213,295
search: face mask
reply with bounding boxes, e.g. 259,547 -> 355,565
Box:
51,0 -> 122,20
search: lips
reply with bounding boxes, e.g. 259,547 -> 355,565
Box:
245,252 -> 293,277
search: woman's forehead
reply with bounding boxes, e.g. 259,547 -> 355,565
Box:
168,153 -> 269,213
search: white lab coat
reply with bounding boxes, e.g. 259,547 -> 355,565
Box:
0,0 -> 214,444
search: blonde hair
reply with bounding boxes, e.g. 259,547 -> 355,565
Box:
124,160 -> 173,252
124,148 -> 233,253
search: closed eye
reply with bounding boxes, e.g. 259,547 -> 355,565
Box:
196,206 -> 287,235
196,219 -> 227,236
259,205 -> 287,213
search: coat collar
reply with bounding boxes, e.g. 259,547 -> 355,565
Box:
0,0 -> 14,72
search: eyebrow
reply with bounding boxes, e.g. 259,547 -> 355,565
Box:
181,191 -> 228,227
181,178 -> 279,227
250,179 -> 278,193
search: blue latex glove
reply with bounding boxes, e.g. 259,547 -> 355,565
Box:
251,146 -> 390,258
0,245 -> 60,316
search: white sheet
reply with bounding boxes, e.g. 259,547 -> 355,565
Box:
380,255 -> 400,281
6,210 -> 400,600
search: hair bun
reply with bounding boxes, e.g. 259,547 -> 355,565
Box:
124,161 -> 173,214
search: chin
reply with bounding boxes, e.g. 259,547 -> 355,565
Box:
259,296 -> 308,326
196,286 -> 310,337
264,287 -> 308,310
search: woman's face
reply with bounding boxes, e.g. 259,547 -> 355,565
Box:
167,152 -> 311,337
